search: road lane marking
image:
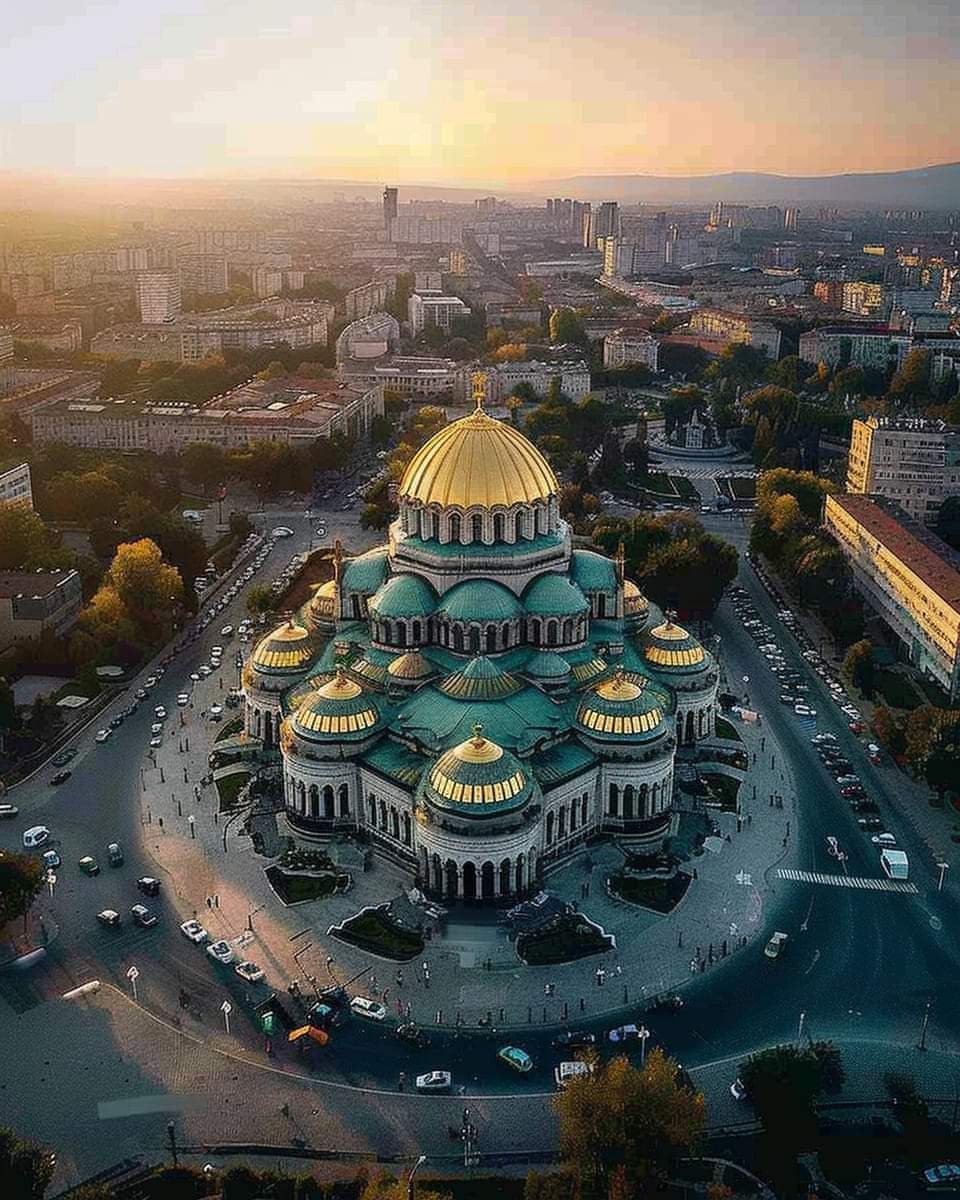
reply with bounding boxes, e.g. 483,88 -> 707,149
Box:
776,868 -> 917,894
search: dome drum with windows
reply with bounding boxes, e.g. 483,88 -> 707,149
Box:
575,669 -> 671,742
420,724 -> 535,818
291,667 -> 383,742
643,617 -> 709,673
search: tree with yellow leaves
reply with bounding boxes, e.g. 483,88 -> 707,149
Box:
554,1047 -> 705,1199
80,538 -> 183,655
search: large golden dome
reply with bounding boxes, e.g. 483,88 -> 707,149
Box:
399,405 -> 557,509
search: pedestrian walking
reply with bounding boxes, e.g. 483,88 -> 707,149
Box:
395,969 -> 403,988
382,987 -> 390,1005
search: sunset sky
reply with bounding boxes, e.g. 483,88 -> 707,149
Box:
3,0 -> 958,184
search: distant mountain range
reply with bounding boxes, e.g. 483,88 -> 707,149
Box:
536,162 -> 960,209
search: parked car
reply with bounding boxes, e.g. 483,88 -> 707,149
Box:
647,994 -> 684,1013
79,855 -> 100,876
608,1024 -> 642,1043
552,1030 -> 596,1050
96,909 -> 122,927
107,842 -> 124,867
207,939 -> 235,964
131,904 -> 158,928
180,919 -> 208,943
415,1070 -> 452,1092
50,771 -> 72,786
764,931 -> 788,959
350,996 -> 387,1022
921,1164 -> 960,1191
497,1045 -> 533,1073
137,876 -> 161,896
396,1022 -> 430,1048
23,826 -> 50,849
235,960 -> 265,983
42,849 -> 61,870
94,729 -> 112,743
51,749 -> 77,767
0,804 -> 19,819
555,1061 -> 593,1089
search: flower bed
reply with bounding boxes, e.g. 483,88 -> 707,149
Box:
714,716 -> 742,741
701,771 -> 741,812
265,865 -> 348,905
609,870 -> 691,913
331,905 -> 424,961
216,770 -> 250,811
516,913 -> 614,965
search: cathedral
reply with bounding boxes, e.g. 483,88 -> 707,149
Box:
243,389 -> 719,902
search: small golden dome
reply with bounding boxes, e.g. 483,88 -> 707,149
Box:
399,405 -> 557,509
449,723 -> 504,764
251,621 -> 314,671
316,666 -> 362,700
595,671 -> 643,701
651,620 -> 688,641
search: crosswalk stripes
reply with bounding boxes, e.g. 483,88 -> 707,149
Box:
776,868 -> 918,895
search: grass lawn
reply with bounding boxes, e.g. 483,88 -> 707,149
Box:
215,714 -> 245,742
670,475 -> 699,500
701,771 -> 741,812
216,770 -> 250,811
517,914 -> 613,965
641,472 -> 680,498
51,677 -> 102,703
728,476 -> 756,499
609,871 -> 691,913
714,716 -> 742,741
265,866 -> 344,905
875,669 -> 922,710
333,907 -> 424,961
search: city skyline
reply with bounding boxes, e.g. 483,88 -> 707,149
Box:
3,0 -> 958,184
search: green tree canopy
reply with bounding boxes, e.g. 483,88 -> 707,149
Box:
0,1126 -> 56,1200
842,639 -> 876,696
0,854 -> 45,931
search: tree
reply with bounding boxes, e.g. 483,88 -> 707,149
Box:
810,1040 -> 846,1093
0,677 -> 19,739
766,354 -> 802,391
549,307 -> 588,348
936,496 -> 960,551
246,585 -> 276,617
889,348 -> 932,408
842,639 -> 876,696
0,504 -> 68,571
738,1043 -> 834,1139
0,853 -> 45,932
0,1126 -> 56,1200
359,1172 -> 451,1200
181,442 -> 227,493
554,1048 -> 705,1198
81,538 -> 183,654
871,704 -> 905,758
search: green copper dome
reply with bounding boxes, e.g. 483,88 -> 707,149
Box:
438,579 -> 523,622
526,650 -> 571,679
570,549 -> 618,592
439,655 -> 523,700
369,573 -> 437,618
341,548 -> 390,594
523,573 -> 590,616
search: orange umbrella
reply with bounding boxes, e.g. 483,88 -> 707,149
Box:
288,1025 -> 329,1047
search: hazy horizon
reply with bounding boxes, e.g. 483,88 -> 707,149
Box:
3,0 -> 958,185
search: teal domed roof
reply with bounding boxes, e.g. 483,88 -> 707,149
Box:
341,548 -> 389,594
644,618 -> 709,674
369,573 -> 436,618
526,650 -> 571,679
439,655 -> 523,700
422,724 -> 534,816
291,668 -> 383,742
523,573 -> 590,616
575,669 -> 670,742
570,549 -> 618,592
438,579 -> 523,622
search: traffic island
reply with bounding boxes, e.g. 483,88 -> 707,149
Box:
330,903 -> 425,961
608,870 -> 692,913
215,768 -> 251,811
516,911 -> 614,965
265,865 -> 350,905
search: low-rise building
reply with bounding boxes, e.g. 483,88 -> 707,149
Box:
0,462 -> 33,508
846,416 -> 960,527
408,293 -> 470,334
824,493 -> 960,700
799,324 -> 906,372
29,378 -> 383,452
841,281 -> 886,317
340,356 -> 461,399
0,568 -> 82,652
687,309 -> 782,359
335,313 -> 401,364
477,360 -> 592,403
9,317 -> 83,353
603,330 -> 660,372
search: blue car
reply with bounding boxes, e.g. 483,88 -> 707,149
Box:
497,1045 -> 533,1074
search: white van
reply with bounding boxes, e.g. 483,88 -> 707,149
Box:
555,1061 -> 593,1089
23,825 -> 50,849
880,848 -> 909,880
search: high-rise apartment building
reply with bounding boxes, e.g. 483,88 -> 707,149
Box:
846,416 -> 960,527
594,202 -> 620,245
136,272 -> 181,324
842,281 -> 886,316
383,186 -> 399,242
177,254 -> 229,295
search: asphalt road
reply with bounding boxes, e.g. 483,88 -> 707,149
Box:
3,506 -> 960,1109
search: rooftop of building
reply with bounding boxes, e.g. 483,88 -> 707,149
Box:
859,415 -> 955,433
827,494 -> 960,616
0,568 -> 78,599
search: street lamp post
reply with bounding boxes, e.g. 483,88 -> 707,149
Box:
407,1155 -> 426,1200
797,1011 -> 806,1044
638,1024 -> 650,1066
937,862 -> 949,892
918,998 -> 932,1051
46,870 -> 57,899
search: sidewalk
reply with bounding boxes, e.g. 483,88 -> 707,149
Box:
137,653 -> 801,1032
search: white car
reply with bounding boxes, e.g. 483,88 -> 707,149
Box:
207,939 -> 235,964
149,736 -> 163,748
95,729 -> 111,743
209,704 -> 223,718
350,996 -> 387,1021
271,526 -> 294,538
415,1070 -> 452,1092
199,665 -> 212,678
177,693 -> 190,706
145,676 -> 158,688
235,960 -> 265,983
180,919 -> 209,943
151,723 -> 163,734
211,645 -> 224,657
872,833 -> 897,846
154,706 -> 166,719
23,825 -> 50,849
190,672 -> 201,682
220,625 -> 233,637
135,688 -> 147,700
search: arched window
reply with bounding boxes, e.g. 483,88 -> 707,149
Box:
449,513 -> 461,543
546,811 -> 555,844
608,783 -> 619,816
481,861 -> 495,899
411,620 -> 421,643
515,510 -> 525,541
562,618 -> 573,644
402,812 -> 411,845
397,623 -> 407,648
493,513 -> 505,542
322,785 -> 334,818
379,798 -> 387,829
390,807 -> 400,839
351,595 -> 361,619
516,853 -> 526,894
485,624 -> 497,653
471,513 -> 483,544
368,795 -> 376,825
623,784 -> 635,820
581,794 -> 588,825
297,781 -> 306,812
309,785 -> 320,818
453,625 -> 464,652
338,783 -> 349,817
469,626 -> 480,654
569,799 -> 577,831
597,593 -> 607,617
685,711 -> 695,743
639,783 -> 648,818
501,623 -> 511,649
499,858 -> 511,895
558,808 -> 566,839
530,617 -> 541,644
547,620 -> 558,646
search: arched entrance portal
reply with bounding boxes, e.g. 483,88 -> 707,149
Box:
462,861 -> 477,901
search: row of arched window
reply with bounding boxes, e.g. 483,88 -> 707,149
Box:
370,614 -> 589,653
400,501 -> 556,546
285,777 -> 351,820
676,706 -> 714,745
365,793 -> 413,846
545,792 -> 591,846
418,848 -> 535,899
606,778 -> 672,820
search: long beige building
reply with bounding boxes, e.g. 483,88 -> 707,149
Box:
29,379 -> 383,452
825,493 -> 960,699
846,416 -> 960,527
687,309 -> 782,359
